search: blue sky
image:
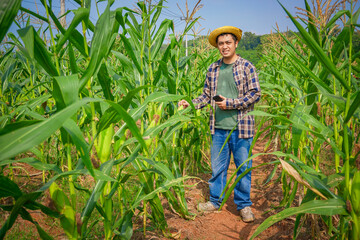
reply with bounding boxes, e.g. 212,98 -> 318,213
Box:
14,0 -> 360,38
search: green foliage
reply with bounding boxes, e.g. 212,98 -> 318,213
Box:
237,49 -> 261,66
0,0 -> 210,239
245,1 -> 360,239
3,0 -> 359,239
238,31 -> 261,50
0,0 -> 21,42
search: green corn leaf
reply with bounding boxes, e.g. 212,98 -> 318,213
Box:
18,208 -> 54,240
113,92 -> 183,138
331,22 -> 351,63
119,33 -> 143,75
108,151 -> 141,200
150,0 -> 163,27
0,0 -> 21,42
81,160 -> 113,223
325,10 -> 350,30
276,31 -> 307,62
281,45 -> 347,113
0,98 -> 97,162
292,107 -> 333,137
304,0 -> 320,45
49,183 -> 77,239
62,119 -> 95,178
53,75 -> 79,111
312,82 -> 346,112
247,110 -> 276,118
145,92 -> 185,103
0,192 -> 41,239
131,176 -> 192,209
159,60 -> 175,93
0,45 -> 14,65
106,100 -> 148,153
0,158 -> 62,173
351,171 -> 360,215
279,69 -> 302,97
68,43 -> 78,73
290,104 -> 312,154
0,120 -> 41,136
34,223 -> 54,240
112,50 -> 134,72
56,7 -> 90,53
183,16 -> 200,39
344,90 -> 360,123
0,175 -> 22,199
96,124 -> 114,163
131,160 -> 167,230
97,63 -> 114,101
281,43 -> 333,94
114,8 -> 126,29
140,157 -> 175,180
19,7 -> 49,23
263,163 -> 279,185
113,211 -> 134,240
124,18 -> 142,43
152,19 -> 173,58
278,0 -> 350,91
79,3 -> 112,91
37,167 -> 114,194
250,198 -> 348,240
23,200 -> 61,218
98,85 -> 149,132
17,26 -> 58,77
49,182 -> 71,210
39,0 -> 88,57
129,9 -> 141,27
143,114 -> 191,139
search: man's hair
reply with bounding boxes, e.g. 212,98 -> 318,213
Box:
216,33 -> 238,44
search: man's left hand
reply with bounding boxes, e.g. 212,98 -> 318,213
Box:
215,95 -> 226,110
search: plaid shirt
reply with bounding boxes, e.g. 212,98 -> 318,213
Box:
192,55 -> 261,138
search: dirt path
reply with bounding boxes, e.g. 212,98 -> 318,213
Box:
159,139 -> 306,240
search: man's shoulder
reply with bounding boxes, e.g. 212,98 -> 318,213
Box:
210,59 -> 222,67
235,56 -> 255,68
208,59 -> 222,71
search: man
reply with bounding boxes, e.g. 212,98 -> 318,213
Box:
178,26 -> 261,222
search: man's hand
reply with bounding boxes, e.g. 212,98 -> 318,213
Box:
178,99 -> 190,109
215,95 -> 226,110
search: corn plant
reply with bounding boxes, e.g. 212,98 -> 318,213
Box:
244,1 -> 360,239
0,0 -> 205,239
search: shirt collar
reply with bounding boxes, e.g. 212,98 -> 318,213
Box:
214,55 -> 241,68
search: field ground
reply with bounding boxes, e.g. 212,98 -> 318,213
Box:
2,135 -> 321,240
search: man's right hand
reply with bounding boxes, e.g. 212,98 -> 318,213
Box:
178,100 -> 190,109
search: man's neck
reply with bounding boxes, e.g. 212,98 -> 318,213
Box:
223,55 -> 238,64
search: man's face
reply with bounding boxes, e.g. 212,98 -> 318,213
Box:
217,34 -> 238,59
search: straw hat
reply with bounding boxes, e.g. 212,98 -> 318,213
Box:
208,26 -> 242,47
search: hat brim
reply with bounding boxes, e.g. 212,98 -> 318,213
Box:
208,26 -> 242,47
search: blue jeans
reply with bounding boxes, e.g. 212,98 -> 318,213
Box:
209,129 -> 253,210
